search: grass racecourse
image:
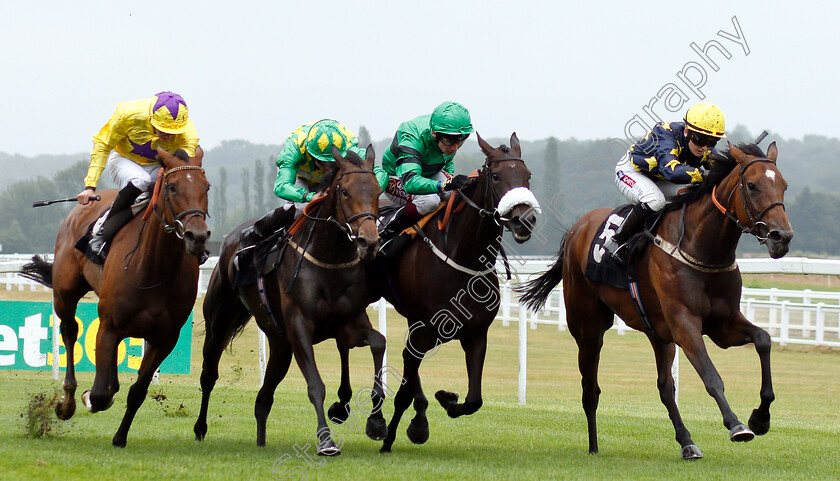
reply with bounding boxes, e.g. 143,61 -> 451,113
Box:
1,286 -> 839,481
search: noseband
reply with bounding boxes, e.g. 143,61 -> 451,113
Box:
711,158 -> 785,244
156,165 -> 209,239
457,157 -> 526,224
304,169 -> 378,242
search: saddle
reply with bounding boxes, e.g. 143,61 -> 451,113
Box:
75,196 -> 152,265
232,206 -> 297,288
584,204 -> 664,289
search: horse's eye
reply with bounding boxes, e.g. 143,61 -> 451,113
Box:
491,173 -> 501,182
747,182 -> 756,191
341,187 -> 349,198
166,183 -> 177,193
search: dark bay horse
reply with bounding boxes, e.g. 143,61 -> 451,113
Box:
21,147 -> 210,447
518,142 -> 793,459
370,133 -> 540,453
194,146 -> 386,455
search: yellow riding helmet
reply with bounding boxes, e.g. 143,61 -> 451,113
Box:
684,102 -> 726,138
304,120 -> 354,163
150,91 -> 190,134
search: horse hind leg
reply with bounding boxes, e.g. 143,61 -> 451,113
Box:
381,347 -> 424,453
53,296 -> 82,420
194,270 -> 252,441
567,299 -> 612,455
327,342 -> 353,425
254,335 -> 293,446
650,340 -> 702,460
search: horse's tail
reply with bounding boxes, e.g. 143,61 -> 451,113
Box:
19,255 -> 53,288
515,233 -> 566,311
201,259 -> 251,349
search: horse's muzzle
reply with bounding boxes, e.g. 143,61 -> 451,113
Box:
765,228 -> 793,259
506,206 -> 538,244
356,234 -> 380,262
184,227 -> 211,257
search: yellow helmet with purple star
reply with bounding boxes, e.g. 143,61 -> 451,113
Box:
150,91 -> 190,134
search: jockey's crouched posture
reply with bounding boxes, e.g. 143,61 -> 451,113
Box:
604,102 -> 727,264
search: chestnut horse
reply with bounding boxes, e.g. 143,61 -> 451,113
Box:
518,142 -> 793,459
369,133 -> 540,453
21,147 -> 210,447
194,146 -> 386,455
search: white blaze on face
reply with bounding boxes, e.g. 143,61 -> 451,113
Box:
765,170 -> 776,183
186,173 -> 193,182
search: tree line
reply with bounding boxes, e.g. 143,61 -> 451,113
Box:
1,126 -> 838,257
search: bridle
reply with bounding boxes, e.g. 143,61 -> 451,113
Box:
456,157 -> 526,225
155,165 -> 209,239
711,158 -> 785,244
302,168 -> 378,242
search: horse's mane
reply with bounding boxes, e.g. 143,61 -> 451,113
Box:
665,142 -> 763,211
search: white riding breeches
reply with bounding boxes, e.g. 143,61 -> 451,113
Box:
385,171 -> 450,215
105,151 -> 161,191
614,153 -> 691,212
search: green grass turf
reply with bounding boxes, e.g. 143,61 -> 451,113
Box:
1,290 -> 839,480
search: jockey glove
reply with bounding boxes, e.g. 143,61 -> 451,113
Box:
443,174 -> 470,191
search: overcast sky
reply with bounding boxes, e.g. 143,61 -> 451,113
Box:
1,1 -> 836,157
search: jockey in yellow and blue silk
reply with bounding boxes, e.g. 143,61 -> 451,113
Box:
604,102 -> 726,264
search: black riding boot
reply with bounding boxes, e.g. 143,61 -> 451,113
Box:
89,183 -> 143,259
603,202 -> 654,264
253,204 -> 296,238
379,205 -> 421,257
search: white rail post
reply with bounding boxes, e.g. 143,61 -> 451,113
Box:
518,304 -> 527,405
378,298 -> 388,392
258,329 -> 267,386
815,303 -> 825,345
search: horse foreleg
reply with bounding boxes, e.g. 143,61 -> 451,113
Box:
288,321 -> 338,456
675,326 -> 754,443
327,342 -> 353,425
650,340 -> 702,460
255,335 -> 293,446
111,336 -> 178,448
381,347 -> 423,453
83,327 -> 121,413
708,313 -> 774,437
364,329 -> 388,441
436,333 -> 487,418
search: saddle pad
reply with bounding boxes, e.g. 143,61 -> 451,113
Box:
232,232 -> 286,288
583,205 -> 633,290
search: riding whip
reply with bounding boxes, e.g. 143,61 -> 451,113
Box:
32,195 -> 100,207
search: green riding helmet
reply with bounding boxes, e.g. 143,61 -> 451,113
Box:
429,101 -> 474,135
304,120 -> 355,162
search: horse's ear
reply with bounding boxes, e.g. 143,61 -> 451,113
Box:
193,145 -> 204,166
510,132 -> 521,157
364,144 -> 375,170
156,147 -> 175,168
328,145 -> 347,171
728,143 -> 749,165
766,141 -> 778,162
477,132 -> 494,157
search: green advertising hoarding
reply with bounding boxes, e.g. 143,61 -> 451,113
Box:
0,300 -> 191,374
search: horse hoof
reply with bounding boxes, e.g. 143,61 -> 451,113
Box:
729,424 -> 755,442
406,419 -> 429,444
748,409 -> 770,436
55,396 -> 76,420
81,390 -> 94,412
434,390 -> 459,410
112,434 -> 127,448
365,417 -> 388,441
379,445 -> 392,454
328,402 -> 349,424
317,440 -> 341,456
681,444 -> 703,460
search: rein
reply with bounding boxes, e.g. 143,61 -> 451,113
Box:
153,165 -> 209,239
301,169 -> 378,242
658,157 -> 783,273
711,158 -> 785,243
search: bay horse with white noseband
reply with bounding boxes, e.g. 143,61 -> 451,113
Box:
369,133 -> 540,453
21,147 -> 210,447
518,142 -> 793,459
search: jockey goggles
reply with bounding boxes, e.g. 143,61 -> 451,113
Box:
437,132 -> 469,146
689,131 -> 719,148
